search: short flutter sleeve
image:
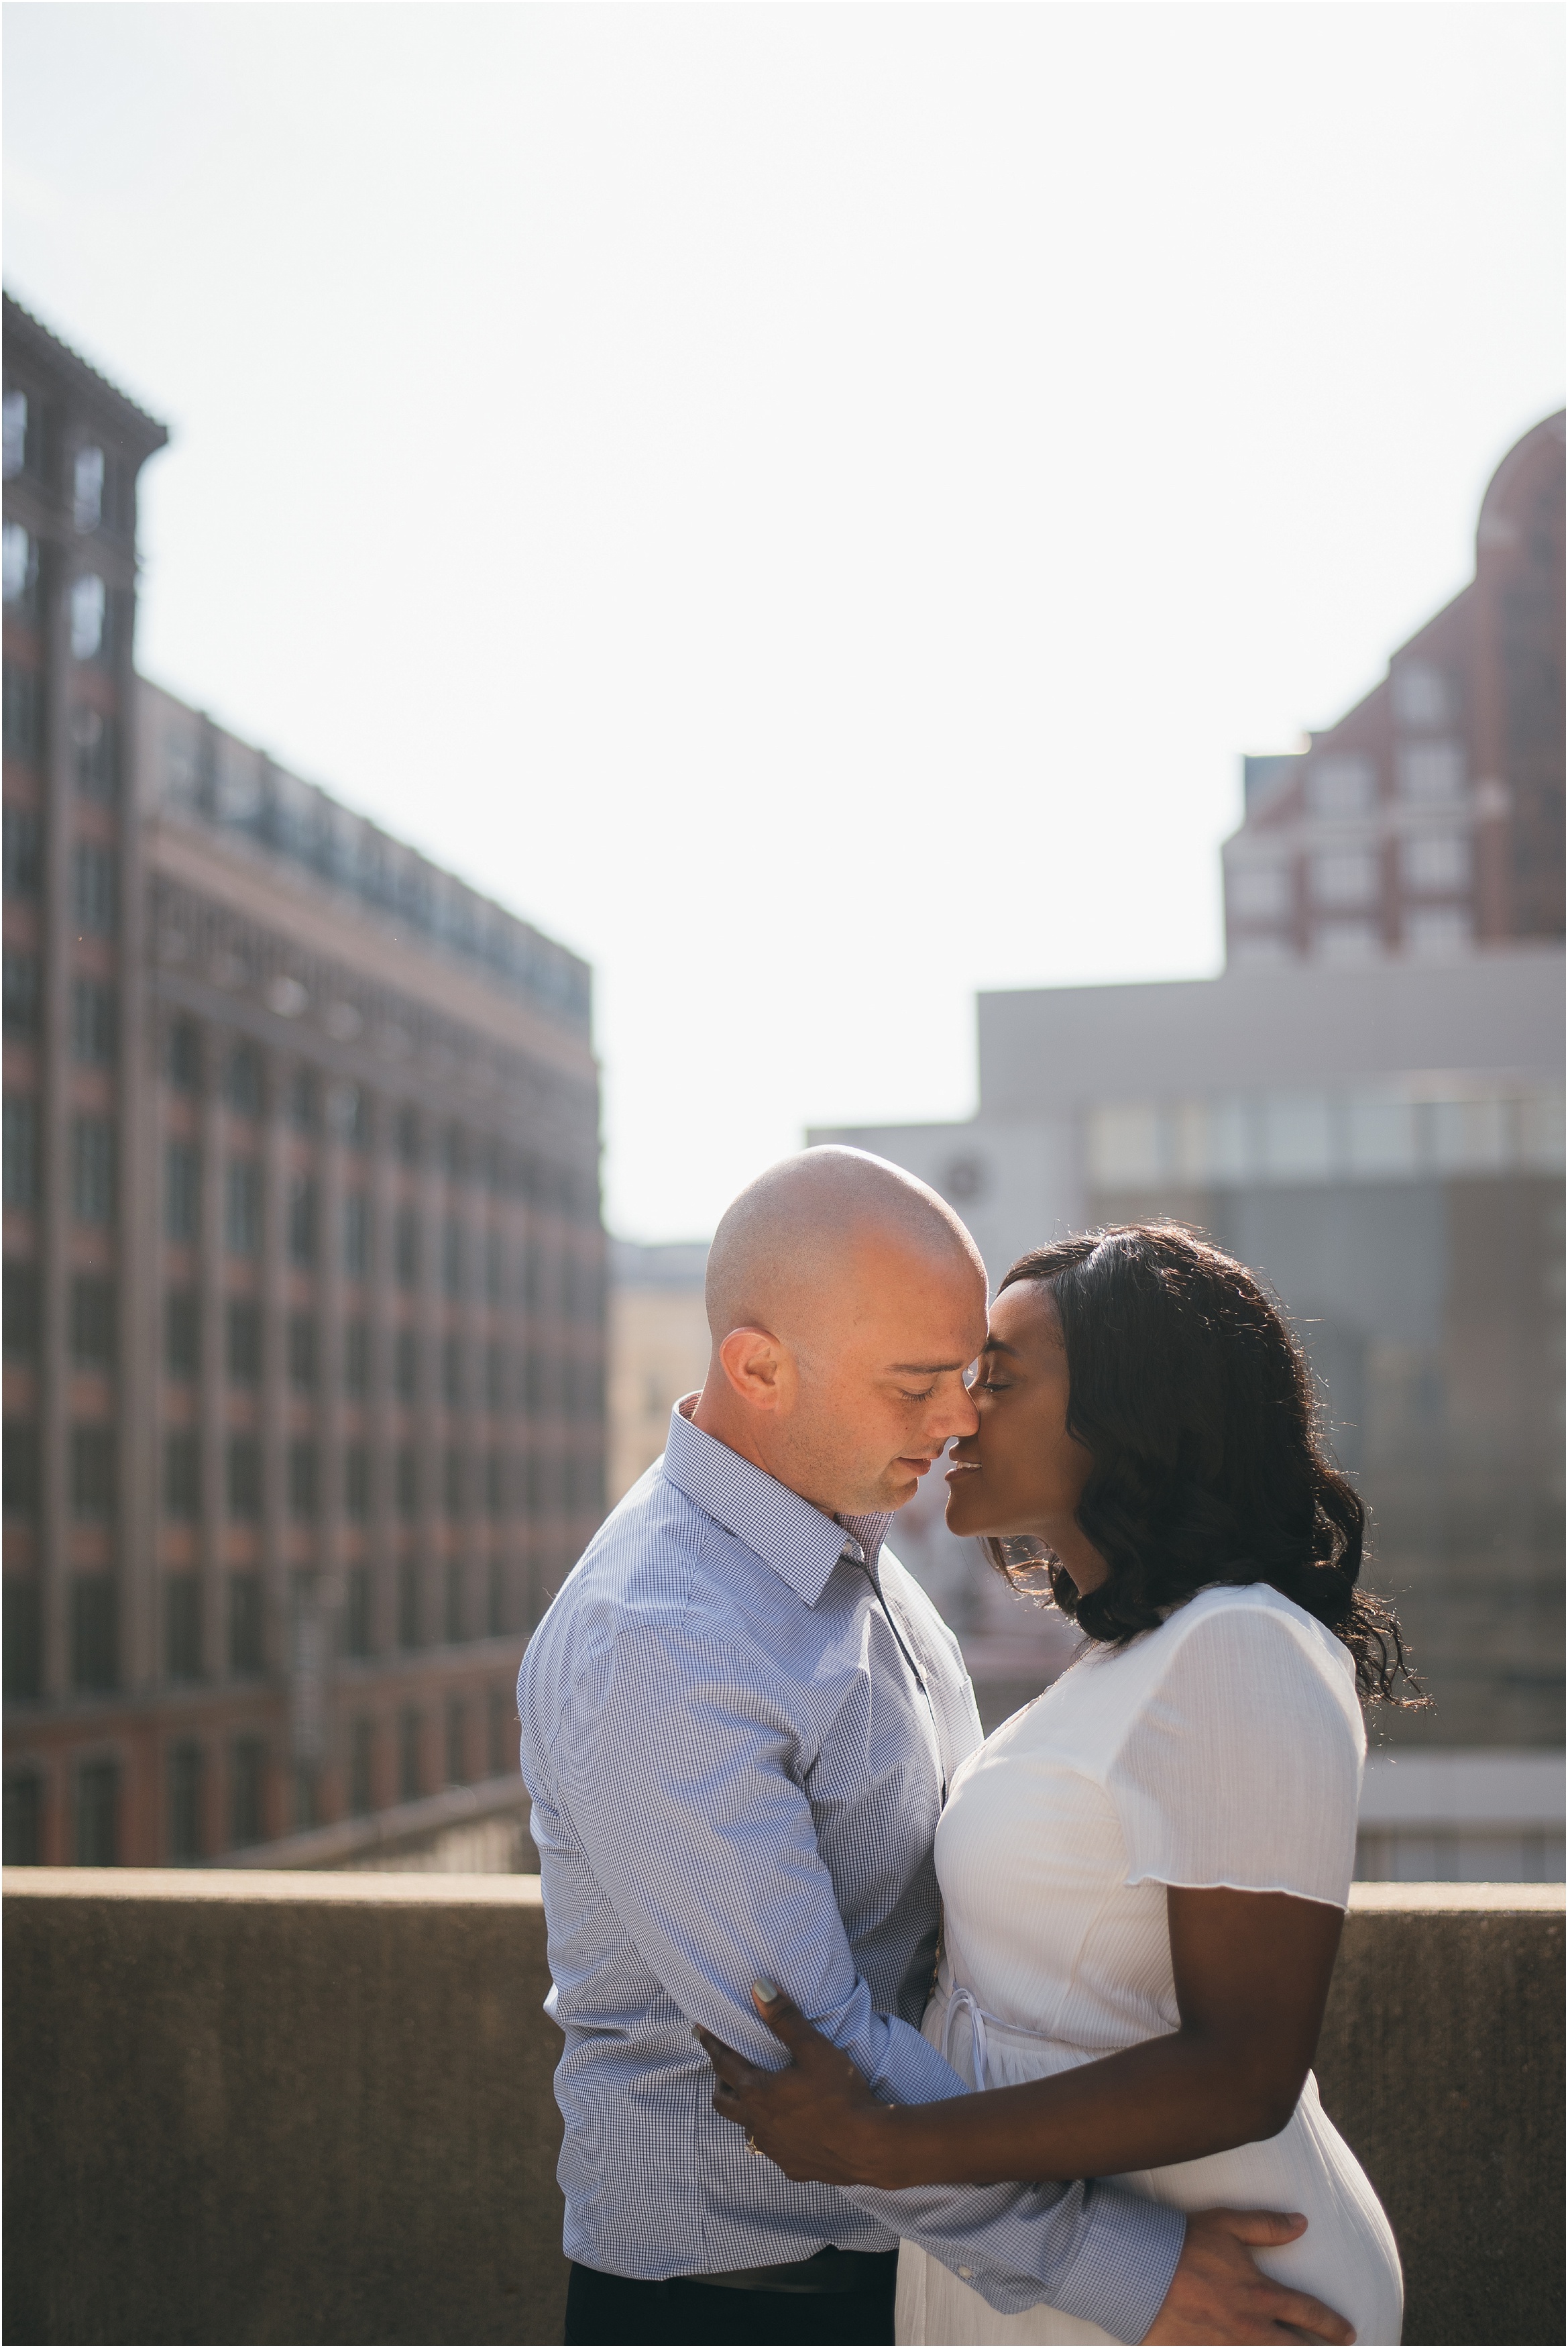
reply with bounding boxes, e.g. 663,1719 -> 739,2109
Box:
1105,1594 -> 1364,1910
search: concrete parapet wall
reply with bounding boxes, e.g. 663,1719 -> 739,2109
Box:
3,1874 -> 1562,2347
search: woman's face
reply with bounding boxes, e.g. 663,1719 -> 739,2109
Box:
944,1279 -> 1095,1550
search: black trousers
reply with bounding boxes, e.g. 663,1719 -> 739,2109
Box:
564,2255 -> 899,2345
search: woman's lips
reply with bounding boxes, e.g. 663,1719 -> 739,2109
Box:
944,1460 -> 979,1481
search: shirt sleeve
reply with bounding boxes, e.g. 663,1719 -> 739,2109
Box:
555,1620 -> 1186,2341
1107,1599 -> 1365,1909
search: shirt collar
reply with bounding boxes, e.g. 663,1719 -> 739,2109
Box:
661,1399 -> 892,1607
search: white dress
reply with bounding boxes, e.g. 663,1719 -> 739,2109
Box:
896,1584 -> 1404,2347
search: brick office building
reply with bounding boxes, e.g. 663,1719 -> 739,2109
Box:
1224,411 -> 1565,965
3,297 -> 606,1865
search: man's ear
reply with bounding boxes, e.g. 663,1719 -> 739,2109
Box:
717,1325 -> 789,1413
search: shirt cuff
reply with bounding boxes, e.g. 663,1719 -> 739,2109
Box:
868,2015 -> 971,2108
1049,2182 -> 1186,2345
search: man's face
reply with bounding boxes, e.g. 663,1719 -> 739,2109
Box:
771,1235 -> 988,1518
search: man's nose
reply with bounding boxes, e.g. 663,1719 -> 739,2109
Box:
934,1382 -> 979,1441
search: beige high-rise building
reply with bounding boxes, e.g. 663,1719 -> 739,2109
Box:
606,1241 -> 710,1504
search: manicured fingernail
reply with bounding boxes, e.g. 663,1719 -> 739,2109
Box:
752,1978 -> 781,2004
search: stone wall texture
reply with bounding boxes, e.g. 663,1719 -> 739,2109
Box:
3,1873 -> 1563,2347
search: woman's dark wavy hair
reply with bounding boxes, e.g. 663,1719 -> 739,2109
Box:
984,1223 -> 1425,1705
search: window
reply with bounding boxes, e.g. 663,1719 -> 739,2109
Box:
396,1107 -> 420,1165
3,1768 -> 42,1862
1313,918 -> 1380,963
487,1555 -> 505,1639
485,1230 -> 504,1304
3,1420 -> 40,1515
442,1218 -> 463,1298
394,1206 -> 419,1287
165,1289 -> 199,1377
398,1706 -> 423,1802
229,1572 -> 264,1673
1,389 -> 27,479
443,1123 -> 466,1180
343,1193 -> 370,1279
397,1558 -> 421,1649
72,704 -> 119,800
1404,906 -> 1473,957
349,1716 -> 374,1813
343,1442 -> 370,1522
2,663 -> 42,759
4,1096 -> 39,1209
167,1020 -> 202,1091
73,445 -> 105,533
445,1695 -> 467,1786
3,951 -> 39,1038
444,1561 -> 464,1645
343,1086 -> 370,1149
225,1043 -> 263,1116
1304,754 -> 1376,821
163,1431 -> 201,1520
1401,831 -> 1471,894
1396,741 -> 1466,805
72,1116 -> 115,1223
72,978 -> 117,1065
227,1299 -> 262,1385
3,1578 -> 42,1699
70,1425 -> 115,1517
484,1451 -> 505,1518
70,1275 -> 115,1367
288,1313 -> 317,1392
71,1574 -> 118,1690
288,1067 -> 319,1130
442,1336 -> 463,1406
286,1175 -> 317,1266
76,1756 -> 119,1864
4,1261 -> 39,1358
395,1446 -> 418,1519
1391,661 -> 1453,729
288,1440 -> 318,1521
68,573 -> 106,661
1312,849 -> 1380,910
165,1142 -> 200,1241
3,805 -> 40,897
485,1343 -> 505,1410
345,1566 -> 372,1660
343,1320 -> 370,1397
226,1162 -> 262,1255
72,842 -> 117,933
2,521 -> 38,618
231,1737 -> 266,1848
394,1328 -> 418,1402
443,1447 -> 465,1520
168,1742 -> 204,1864
227,1436 -> 262,1520
166,1574 -> 201,1681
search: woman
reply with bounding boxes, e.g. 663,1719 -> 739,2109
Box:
699,1224 -> 1415,2346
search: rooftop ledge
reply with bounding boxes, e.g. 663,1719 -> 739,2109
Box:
4,1867 -> 1562,1909
5,1870 -> 1562,2347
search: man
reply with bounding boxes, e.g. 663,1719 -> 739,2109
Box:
519,1149 -> 1355,2347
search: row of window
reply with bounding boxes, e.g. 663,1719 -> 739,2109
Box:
2,394 -> 134,533
2,1104 -> 115,1219
1,810 -> 117,922
2,1560 -> 520,1706
3,963 -> 119,1058
1302,741 -> 1470,820
1,1687 -> 518,1868
1,1420 -> 604,1526
1229,834 -> 1474,924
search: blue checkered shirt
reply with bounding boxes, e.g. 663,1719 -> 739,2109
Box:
517,1404 -> 1184,2337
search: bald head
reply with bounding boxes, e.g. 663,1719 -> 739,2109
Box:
706,1147 -> 984,1348
693,1149 -> 987,1516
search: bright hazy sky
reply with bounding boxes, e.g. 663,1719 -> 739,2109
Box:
5,3 -> 1563,1238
